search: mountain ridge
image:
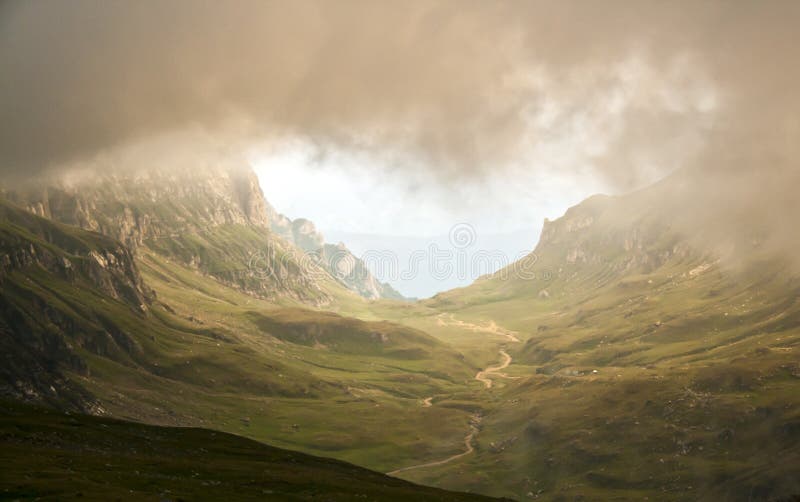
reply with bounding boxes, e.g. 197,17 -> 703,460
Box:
271,215 -> 406,300
6,166 -> 403,302
2,163 -> 799,500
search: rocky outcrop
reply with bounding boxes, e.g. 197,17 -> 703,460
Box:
316,243 -> 405,300
7,167 -> 339,304
532,192 -> 693,276
0,200 -> 152,310
9,165 -> 403,302
291,218 -> 325,252
0,198 -> 154,411
263,200 -> 294,243
275,216 -> 405,301
10,166 -> 270,249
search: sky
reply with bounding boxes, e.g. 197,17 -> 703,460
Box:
1,1 -> 798,295
250,137 -> 608,236
251,141 -> 574,297
248,136 -> 611,297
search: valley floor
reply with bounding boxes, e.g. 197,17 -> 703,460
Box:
4,192 -> 800,501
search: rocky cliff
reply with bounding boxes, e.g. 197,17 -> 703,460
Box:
7,168 -> 336,304
533,192 -> 692,276
0,198 -> 154,410
277,217 -> 404,300
317,243 -> 405,300
0,199 -> 152,309
11,166 -> 270,249
9,166 -> 403,302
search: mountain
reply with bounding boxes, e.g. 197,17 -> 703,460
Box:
0,192 -> 481,486
411,167 -> 800,500
7,166 -> 403,302
431,164 -> 799,309
270,214 -> 406,300
5,166 -> 337,305
0,198 -> 152,410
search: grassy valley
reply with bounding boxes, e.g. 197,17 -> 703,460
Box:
0,195 -> 486,479
380,177 -> 800,500
2,166 -> 800,501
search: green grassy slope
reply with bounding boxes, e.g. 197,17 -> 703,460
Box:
5,163 -> 800,501
124,249 -> 479,471
0,401 -> 502,501
392,174 -> 800,500
0,198 -> 484,478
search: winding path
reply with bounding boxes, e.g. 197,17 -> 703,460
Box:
474,349 -> 513,389
388,320 -> 520,476
387,415 -> 481,476
436,314 -> 520,342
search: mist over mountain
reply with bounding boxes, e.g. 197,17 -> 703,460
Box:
3,152 -> 799,499
1,1 -> 799,500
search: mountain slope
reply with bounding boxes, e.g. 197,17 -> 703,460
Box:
411,168 -> 800,500
281,216 -> 405,300
0,198 -> 153,410
6,167 -> 345,305
0,195 -> 483,481
0,401 -> 501,501
8,166 -> 403,301
429,167 -> 800,371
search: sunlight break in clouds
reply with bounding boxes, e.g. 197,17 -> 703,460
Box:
247,53 -> 718,296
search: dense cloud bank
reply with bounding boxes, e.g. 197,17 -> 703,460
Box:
0,1 -> 798,260
0,2 -> 795,179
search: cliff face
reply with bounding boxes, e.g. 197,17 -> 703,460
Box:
533,192 -> 692,276
529,162 -> 793,280
13,166 -> 270,249
291,218 -> 325,252
0,200 -> 152,309
317,243 -> 405,301
0,199 -> 153,410
10,166 -> 402,302
279,217 -> 405,301
8,167 -> 340,305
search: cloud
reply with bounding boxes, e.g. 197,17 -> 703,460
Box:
1,1 -> 798,262
0,1 -> 788,179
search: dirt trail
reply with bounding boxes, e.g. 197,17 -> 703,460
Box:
387,415 -> 481,476
436,314 -> 520,342
474,349 -> 512,389
389,317 -> 520,476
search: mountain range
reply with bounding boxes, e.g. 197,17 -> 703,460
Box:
1,164 -> 798,500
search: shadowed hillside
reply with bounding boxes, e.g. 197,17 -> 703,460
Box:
0,401 -> 502,501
